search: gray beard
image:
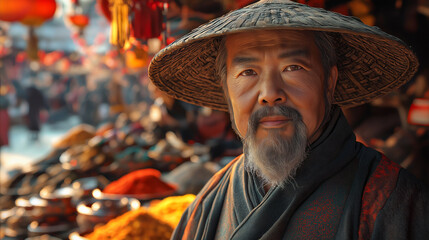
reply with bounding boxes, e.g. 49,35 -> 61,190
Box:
243,106 -> 308,188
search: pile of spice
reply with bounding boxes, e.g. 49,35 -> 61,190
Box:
84,207 -> 173,240
84,194 -> 196,240
103,168 -> 176,195
149,194 -> 196,227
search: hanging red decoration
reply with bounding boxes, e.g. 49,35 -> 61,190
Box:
0,0 -> 33,22
97,0 -> 112,22
109,0 -> 130,48
67,0 -> 90,37
107,0 -> 167,48
20,0 -> 57,26
69,14 -> 90,29
131,0 -> 164,40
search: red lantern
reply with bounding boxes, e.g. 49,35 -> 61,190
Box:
69,14 -> 90,29
0,0 -> 33,22
20,0 -> 57,26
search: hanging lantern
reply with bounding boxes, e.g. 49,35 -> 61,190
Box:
20,0 -> 57,27
69,14 -> 90,29
0,0 -> 33,22
66,0 -> 90,37
17,0 -> 56,63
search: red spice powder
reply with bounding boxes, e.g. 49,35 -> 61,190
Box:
103,169 -> 175,195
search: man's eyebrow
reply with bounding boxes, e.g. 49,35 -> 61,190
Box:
231,48 -> 310,65
278,49 -> 310,59
231,56 -> 259,65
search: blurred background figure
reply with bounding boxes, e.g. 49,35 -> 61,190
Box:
24,78 -> 49,141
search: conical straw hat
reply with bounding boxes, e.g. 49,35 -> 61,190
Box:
149,0 -> 418,111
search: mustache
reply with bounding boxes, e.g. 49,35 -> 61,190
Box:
248,105 -> 303,134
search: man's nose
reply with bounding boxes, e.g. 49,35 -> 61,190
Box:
258,72 -> 287,106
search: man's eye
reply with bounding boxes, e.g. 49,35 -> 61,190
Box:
284,65 -> 303,72
239,69 -> 257,76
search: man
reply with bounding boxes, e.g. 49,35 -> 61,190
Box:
149,0 -> 429,239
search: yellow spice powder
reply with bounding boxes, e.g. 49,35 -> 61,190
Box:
85,194 -> 196,240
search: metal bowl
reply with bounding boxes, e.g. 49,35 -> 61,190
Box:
76,196 -> 140,233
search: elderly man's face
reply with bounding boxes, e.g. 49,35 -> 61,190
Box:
225,30 -> 337,186
226,29 -> 336,142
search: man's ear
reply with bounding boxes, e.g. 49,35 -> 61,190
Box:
327,65 -> 338,102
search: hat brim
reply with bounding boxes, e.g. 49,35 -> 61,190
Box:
149,0 -> 418,111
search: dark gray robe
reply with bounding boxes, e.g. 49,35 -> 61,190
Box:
172,111 -> 429,240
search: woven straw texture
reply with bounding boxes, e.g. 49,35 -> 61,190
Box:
149,0 -> 418,111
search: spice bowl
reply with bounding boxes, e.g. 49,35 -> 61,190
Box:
93,186 -> 177,203
93,168 -> 179,202
27,221 -> 75,238
76,196 -> 140,233
71,176 -> 110,203
29,186 -> 77,224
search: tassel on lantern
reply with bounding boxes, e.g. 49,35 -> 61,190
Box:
27,27 -> 39,61
109,0 -> 131,48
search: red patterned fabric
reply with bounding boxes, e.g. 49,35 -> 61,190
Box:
358,155 -> 401,240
